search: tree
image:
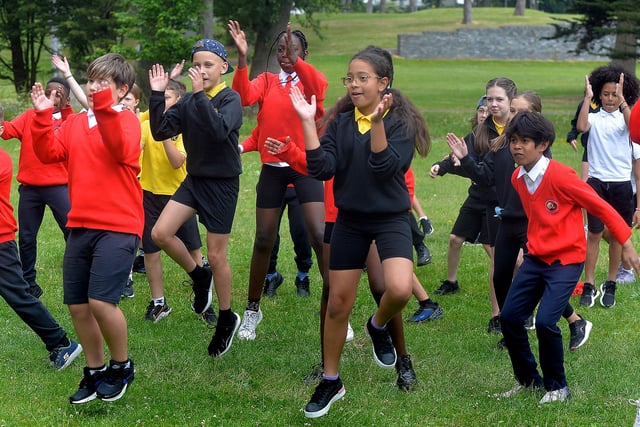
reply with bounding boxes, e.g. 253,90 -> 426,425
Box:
514,0 -> 526,16
215,0 -> 340,79
462,0 -> 473,25
550,0 -> 639,74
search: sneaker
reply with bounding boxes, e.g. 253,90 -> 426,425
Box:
493,382 -> 542,399
121,277 -> 135,298
208,312 -> 241,357
345,322 -> 354,342
303,363 -> 324,386
191,267 -> 213,314
629,398 -> 640,427
201,255 -> 210,268
50,340 -> 82,370
579,282 -> 599,307
569,315 -> 592,351
28,282 -> 43,298
263,272 -> 284,297
69,366 -> 107,404
408,301 -> 443,322
200,306 -> 218,327
539,386 -> 571,404
419,217 -> 434,236
487,315 -> 502,334
434,279 -> 460,295
496,337 -> 507,350
395,354 -> 417,391
295,276 -> 310,297
237,308 -> 263,341
616,263 -> 636,284
525,313 -> 536,330
600,280 -> 617,308
304,378 -> 346,419
365,316 -> 397,368
132,254 -> 146,274
415,242 -> 431,266
144,301 -> 172,323
96,359 -> 135,402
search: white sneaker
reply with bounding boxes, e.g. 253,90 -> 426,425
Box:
616,263 -> 635,284
629,398 -> 640,427
237,308 -> 263,341
345,322 -> 354,343
539,386 -> 570,404
493,384 -> 525,399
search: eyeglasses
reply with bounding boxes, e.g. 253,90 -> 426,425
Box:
341,74 -> 382,87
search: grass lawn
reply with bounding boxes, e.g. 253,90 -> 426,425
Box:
1,7 -> 640,427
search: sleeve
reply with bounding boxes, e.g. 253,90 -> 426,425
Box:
368,115 -> 414,181
276,139 -> 308,175
630,101 -> 640,144
566,102 -> 582,143
149,90 -> 182,141
193,90 -> 243,145
93,90 -> 141,164
232,66 -> 267,107
294,58 -> 328,121
459,149 -> 495,186
307,118 -> 339,181
1,110 -> 29,141
240,127 -> 259,153
31,108 -> 67,164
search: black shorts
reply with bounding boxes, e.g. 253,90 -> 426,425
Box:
143,191 -> 202,253
172,175 -> 239,234
329,211 -> 413,270
586,178 -> 633,233
451,196 -> 498,245
256,164 -> 323,209
63,228 -> 139,304
324,221 -> 335,244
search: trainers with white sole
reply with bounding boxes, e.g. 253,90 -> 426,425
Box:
237,308 -> 263,340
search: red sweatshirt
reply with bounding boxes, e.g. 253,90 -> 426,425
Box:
233,58 -> 327,165
0,148 -> 17,244
630,101 -> 640,144
31,89 -> 143,238
512,159 -> 631,265
1,106 -> 72,186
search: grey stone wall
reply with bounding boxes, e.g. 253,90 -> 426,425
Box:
398,25 -> 612,61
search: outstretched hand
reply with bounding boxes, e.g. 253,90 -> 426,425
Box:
617,72 -> 627,106
289,85 -> 316,122
30,82 -> 55,111
52,54 -> 70,75
188,66 -> 204,93
228,20 -> 248,58
265,136 -> 290,155
169,60 -> 185,80
371,93 -> 393,123
446,133 -> 468,159
149,64 -> 169,91
584,75 -> 593,101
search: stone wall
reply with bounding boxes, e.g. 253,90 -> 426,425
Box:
398,25 -> 612,61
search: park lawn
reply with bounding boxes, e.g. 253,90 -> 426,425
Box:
1,8 -> 639,427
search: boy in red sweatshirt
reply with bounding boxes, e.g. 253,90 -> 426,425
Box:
473,111 -> 640,403
1,77 -> 73,298
30,53 -> 143,404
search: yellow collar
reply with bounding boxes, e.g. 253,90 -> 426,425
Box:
205,82 -> 227,100
355,107 -> 388,134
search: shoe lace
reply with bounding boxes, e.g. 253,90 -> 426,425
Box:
310,380 -> 338,403
243,310 -> 260,328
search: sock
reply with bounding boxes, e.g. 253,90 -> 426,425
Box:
88,365 -> 107,375
218,309 -> 235,325
153,296 -> 165,306
419,298 -> 432,307
322,373 -> 339,381
246,299 -> 260,312
266,271 -> 279,280
370,316 -> 385,330
111,358 -> 131,368
296,271 -> 308,280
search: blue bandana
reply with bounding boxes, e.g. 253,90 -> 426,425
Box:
191,39 -> 234,74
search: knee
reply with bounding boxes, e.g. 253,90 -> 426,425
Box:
151,226 -> 168,247
253,228 -> 276,253
448,234 -> 463,248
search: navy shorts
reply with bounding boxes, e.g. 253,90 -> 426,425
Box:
256,165 -> 323,209
143,190 -> 202,253
63,228 -> 139,305
329,211 -> 413,270
586,178 -> 633,233
172,175 -> 239,234
451,196 -> 498,245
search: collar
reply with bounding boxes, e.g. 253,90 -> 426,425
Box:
205,82 -> 227,100
517,155 -> 549,181
52,112 -> 62,120
279,71 -> 299,86
87,104 -> 125,128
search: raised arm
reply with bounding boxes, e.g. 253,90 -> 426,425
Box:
52,55 -> 89,110
576,75 -> 593,133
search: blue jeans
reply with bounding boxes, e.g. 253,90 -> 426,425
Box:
500,255 -> 583,391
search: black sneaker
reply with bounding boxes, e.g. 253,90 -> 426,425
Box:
365,316 -> 397,368
419,217 -> 434,236
395,354 -> 417,391
496,337 -> 507,350
132,254 -> 146,274
487,316 -> 502,334
600,280 -> 617,308
96,359 -> 135,402
144,301 -> 172,323
415,242 -> 431,266
191,267 -> 213,314
70,366 -> 107,404
121,277 -> 134,299
569,315 -> 593,351
263,272 -> 284,297
434,279 -> 460,295
208,312 -> 241,357
579,282 -> 598,307
303,362 -> 324,386
295,276 -> 310,297
304,378 -> 346,419
200,306 -> 218,327
408,301 -> 443,322
28,283 -> 43,298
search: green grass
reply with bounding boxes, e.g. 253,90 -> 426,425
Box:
1,8 -> 639,427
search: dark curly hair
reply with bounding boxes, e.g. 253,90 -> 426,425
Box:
588,64 -> 639,106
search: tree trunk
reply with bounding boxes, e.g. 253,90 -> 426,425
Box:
612,19 -> 637,76
380,0 -> 386,13
366,0 -> 373,13
514,0 -> 525,16
462,0 -> 473,24
249,0 -> 293,79
409,0 -> 417,12
200,0 -> 214,39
